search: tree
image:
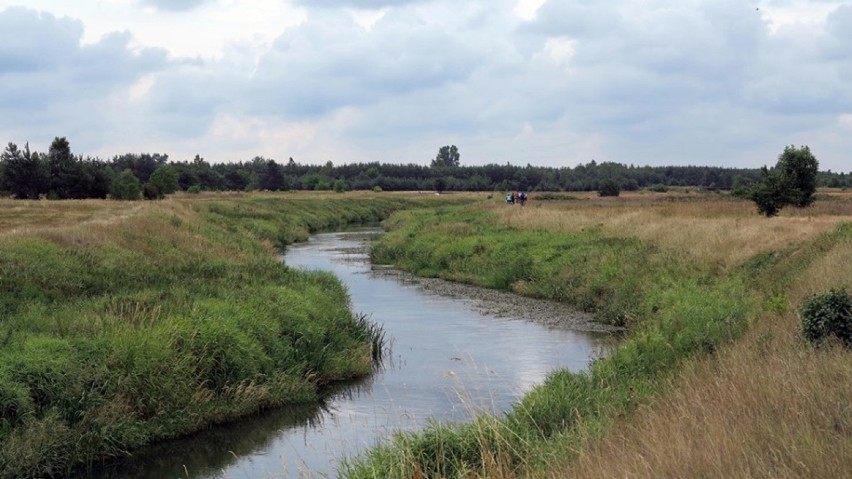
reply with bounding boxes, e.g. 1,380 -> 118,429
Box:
776,145 -> 818,207
47,137 -> 79,199
750,166 -> 790,217
110,169 -> 142,200
144,165 -> 180,199
431,145 -> 460,168
1,142 -> 48,199
433,177 -> 447,193
749,145 -> 819,217
257,159 -> 286,191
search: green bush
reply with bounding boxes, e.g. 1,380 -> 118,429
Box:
109,169 -> 142,201
799,288 -> 852,347
598,179 -> 620,197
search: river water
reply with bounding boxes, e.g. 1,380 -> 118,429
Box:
80,230 -> 608,478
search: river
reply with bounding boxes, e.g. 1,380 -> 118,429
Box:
78,229 -> 609,478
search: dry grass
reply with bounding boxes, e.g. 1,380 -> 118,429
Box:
534,192 -> 852,479
497,191 -> 852,274
0,199 -> 145,237
556,315 -> 851,479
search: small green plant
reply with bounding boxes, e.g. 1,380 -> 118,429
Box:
373,185 -> 383,193
187,185 -> 202,194
798,288 -> 852,347
764,293 -> 788,314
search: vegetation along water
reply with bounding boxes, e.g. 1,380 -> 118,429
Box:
0,189 -> 849,478
344,190 -> 852,478
0,192 -> 472,478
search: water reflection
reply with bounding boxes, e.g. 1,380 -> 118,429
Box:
77,230 -> 607,479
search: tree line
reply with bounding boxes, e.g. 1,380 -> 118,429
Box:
1,138 -> 850,201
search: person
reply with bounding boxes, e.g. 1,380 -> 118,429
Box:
519,191 -> 527,206
506,192 -> 514,204
513,191 -> 520,204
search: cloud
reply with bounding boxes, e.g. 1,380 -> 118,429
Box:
291,0 -> 427,8
0,7 -> 82,73
1,1 -> 851,171
140,0 -> 209,12
0,6 -> 170,152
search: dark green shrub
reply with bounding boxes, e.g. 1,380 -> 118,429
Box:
799,289 -> 852,347
598,179 -> 620,197
647,184 -> 668,193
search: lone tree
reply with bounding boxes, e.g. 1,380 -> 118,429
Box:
776,145 -> 819,207
431,145 -> 460,168
750,145 -> 819,217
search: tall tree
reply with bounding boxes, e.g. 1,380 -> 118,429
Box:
431,145 -> 460,168
47,136 -> 79,198
1,142 -> 49,199
776,145 -> 819,207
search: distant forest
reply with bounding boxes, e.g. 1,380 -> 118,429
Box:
2,138 -> 850,200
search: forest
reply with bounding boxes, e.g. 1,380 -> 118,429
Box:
2,138 -> 850,200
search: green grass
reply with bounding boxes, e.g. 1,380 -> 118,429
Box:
345,205 -> 765,478
0,194 -> 471,478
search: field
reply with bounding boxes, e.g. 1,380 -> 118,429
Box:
345,189 -> 852,478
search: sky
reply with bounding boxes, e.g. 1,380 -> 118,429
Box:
0,0 -> 850,171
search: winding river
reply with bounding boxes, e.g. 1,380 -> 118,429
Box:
78,230 -> 609,478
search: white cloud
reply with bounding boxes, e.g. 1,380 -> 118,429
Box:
0,0 -> 850,171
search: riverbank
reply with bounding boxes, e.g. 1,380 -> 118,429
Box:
371,267 -> 621,334
344,191 -> 852,478
0,192 -> 475,478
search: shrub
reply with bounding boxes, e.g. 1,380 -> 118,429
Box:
598,179 -> 620,197
799,288 -> 852,347
373,186 -> 383,193
109,169 -> 142,201
647,184 -> 668,193
333,179 -> 348,193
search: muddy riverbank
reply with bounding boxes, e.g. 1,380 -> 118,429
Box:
370,266 -> 623,334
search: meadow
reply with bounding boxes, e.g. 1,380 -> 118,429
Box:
0,192 -> 469,478
1,189 -> 848,478
345,190 -> 852,478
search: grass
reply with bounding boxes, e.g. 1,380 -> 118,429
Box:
344,190 -> 852,478
0,191 -> 477,478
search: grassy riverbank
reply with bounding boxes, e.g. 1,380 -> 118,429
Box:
345,190 -> 852,478
0,192 -> 471,478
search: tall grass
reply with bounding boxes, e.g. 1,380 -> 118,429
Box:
0,192 -> 473,478
344,191 -> 852,478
